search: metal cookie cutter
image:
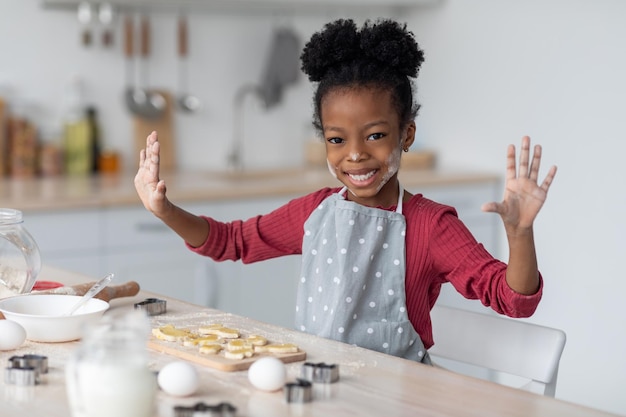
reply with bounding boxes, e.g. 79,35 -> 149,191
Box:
134,297 -> 166,316
301,362 -> 339,383
9,354 -> 49,375
173,401 -> 237,417
5,366 -> 38,386
5,355 -> 48,386
284,379 -> 313,403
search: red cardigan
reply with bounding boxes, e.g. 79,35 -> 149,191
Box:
188,187 -> 542,349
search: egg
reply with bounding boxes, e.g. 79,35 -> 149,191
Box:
248,357 -> 286,392
0,320 -> 26,351
157,361 -> 199,397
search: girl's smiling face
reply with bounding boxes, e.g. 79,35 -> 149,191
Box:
322,87 -> 415,208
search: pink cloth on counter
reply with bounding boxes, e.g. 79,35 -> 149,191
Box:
187,187 -> 542,350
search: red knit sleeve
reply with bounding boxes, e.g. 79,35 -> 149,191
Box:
404,196 -> 544,349
426,201 -> 543,317
186,188 -> 336,263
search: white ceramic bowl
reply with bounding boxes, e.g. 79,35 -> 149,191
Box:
0,294 -> 109,342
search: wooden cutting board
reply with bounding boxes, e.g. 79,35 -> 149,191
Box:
133,90 -> 176,171
147,331 -> 306,372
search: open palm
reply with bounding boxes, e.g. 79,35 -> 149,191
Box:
482,136 -> 557,232
134,131 -> 171,217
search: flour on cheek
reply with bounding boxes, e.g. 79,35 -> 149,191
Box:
376,147 -> 402,193
326,159 -> 338,179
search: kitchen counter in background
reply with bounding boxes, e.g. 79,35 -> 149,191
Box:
0,168 -> 502,330
0,167 -> 499,212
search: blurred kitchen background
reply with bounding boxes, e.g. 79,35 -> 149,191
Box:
1,0 -> 625,415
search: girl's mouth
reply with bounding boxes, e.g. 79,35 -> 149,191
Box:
345,169 -> 378,185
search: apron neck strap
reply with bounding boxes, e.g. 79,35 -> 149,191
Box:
396,183 -> 404,215
338,183 -> 404,214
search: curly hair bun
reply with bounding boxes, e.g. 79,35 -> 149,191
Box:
300,18 -> 424,82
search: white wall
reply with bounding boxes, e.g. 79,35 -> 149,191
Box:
409,1 -> 626,415
1,0 -> 625,415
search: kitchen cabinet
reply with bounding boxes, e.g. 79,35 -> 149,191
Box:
25,204 -> 205,301
101,197 -> 302,329
24,197 -> 301,328
25,208 -> 105,279
198,197 -> 301,329
100,203 -> 209,304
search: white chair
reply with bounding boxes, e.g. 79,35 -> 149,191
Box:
428,304 -> 566,397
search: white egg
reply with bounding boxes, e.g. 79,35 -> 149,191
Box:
248,357 -> 286,392
157,361 -> 199,397
0,320 -> 26,351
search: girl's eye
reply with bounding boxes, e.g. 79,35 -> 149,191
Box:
367,132 -> 385,141
327,137 -> 344,144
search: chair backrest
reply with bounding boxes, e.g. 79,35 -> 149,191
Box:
428,304 -> 566,397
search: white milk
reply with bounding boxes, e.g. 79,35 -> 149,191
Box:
66,361 -> 157,417
65,310 -> 157,417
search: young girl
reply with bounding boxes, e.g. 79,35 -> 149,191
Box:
135,19 -> 557,364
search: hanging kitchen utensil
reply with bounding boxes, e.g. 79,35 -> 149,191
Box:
123,15 -> 142,116
176,15 -> 202,113
124,15 -> 164,120
139,15 -> 166,116
98,2 -> 114,47
77,1 -> 92,46
136,15 -> 166,119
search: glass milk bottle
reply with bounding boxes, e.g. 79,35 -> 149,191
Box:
0,208 -> 41,299
65,310 -> 157,417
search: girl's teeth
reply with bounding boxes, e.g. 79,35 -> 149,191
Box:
349,171 -> 375,181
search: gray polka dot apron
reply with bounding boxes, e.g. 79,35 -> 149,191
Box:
296,185 -> 430,364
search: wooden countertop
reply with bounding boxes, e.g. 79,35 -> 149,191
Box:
0,266 -> 619,417
0,168 -> 500,212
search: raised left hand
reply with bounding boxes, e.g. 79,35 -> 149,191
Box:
482,136 -> 557,233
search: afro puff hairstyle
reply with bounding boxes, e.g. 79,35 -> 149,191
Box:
300,19 -> 425,134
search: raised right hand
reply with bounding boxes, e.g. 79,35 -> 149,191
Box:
134,131 -> 172,218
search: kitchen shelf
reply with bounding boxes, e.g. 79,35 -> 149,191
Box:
41,0 -> 440,16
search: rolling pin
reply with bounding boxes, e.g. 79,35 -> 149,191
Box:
0,281 -> 141,320
34,281 -> 141,301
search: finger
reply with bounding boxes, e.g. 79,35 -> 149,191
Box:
139,148 -> 146,168
540,165 -> 557,192
156,179 -> 167,195
529,144 -> 542,182
146,130 -> 157,146
518,136 -> 531,178
149,140 -> 161,181
481,201 -> 503,214
505,144 -> 516,181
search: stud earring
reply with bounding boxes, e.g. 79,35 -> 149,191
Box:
403,148 -> 409,153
